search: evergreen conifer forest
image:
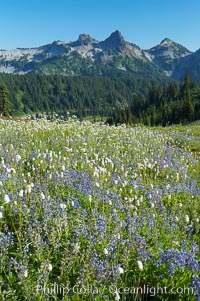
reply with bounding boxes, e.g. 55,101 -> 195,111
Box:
0,73 -> 200,125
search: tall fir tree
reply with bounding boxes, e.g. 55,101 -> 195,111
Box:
182,73 -> 194,121
0,84 -> 9,116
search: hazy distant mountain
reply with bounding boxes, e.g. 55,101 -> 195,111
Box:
172,48 -> 200,82
0,31 -> 200,82
145,38 -> 191,76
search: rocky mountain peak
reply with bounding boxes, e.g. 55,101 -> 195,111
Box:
77,34 -> 95,45
146,38 -> 192,77
0,31 -> 200,82
68,34 -> 96,47
160,38 -> 173,46
100,30 -> 126,51
110,30 -> 124,40
158,38 -> 191,55
107,30 -> 125,44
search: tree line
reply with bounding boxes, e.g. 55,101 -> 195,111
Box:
108,73 -> 200,125
0,73 -> 152,118
0,73 -> 200,125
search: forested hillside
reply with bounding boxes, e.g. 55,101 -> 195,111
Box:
0,73 -> 153,118
109,73 -> 200,125
0,73 -> 200,125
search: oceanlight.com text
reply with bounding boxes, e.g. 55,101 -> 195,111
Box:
35,283 -> 197,297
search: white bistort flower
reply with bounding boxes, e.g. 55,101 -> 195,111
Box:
19,189 -> 24,197
115,291 -> 120,301
103,248 -> 108,255
16,154 -> 22,162
185,215 -> 190,223
41,192 -> 45,200
137,260 -> 144,271
4,194 -> 10,204
27,184 -> 32,194
74,243 -> 80,252
60,203 -> 66,209
116,266 -> 124,276
47,263 -> 53,271
175,216 -> 179,222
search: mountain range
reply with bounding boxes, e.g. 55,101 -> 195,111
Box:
0,30 -> 200,82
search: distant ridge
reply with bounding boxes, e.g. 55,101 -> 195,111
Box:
147,38 -> 192,77
0,30 -> 200,82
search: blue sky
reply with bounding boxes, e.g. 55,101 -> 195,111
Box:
1,0 -> 200,51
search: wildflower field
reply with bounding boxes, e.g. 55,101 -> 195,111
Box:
0,119 -> 200,301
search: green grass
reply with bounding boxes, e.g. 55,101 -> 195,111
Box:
0,119 -> 199,301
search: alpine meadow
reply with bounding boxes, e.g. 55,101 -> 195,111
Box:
0,1 -> 200,300
0,118 -> 200,300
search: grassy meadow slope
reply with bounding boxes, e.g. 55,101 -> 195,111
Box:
0,119 -> 199,300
